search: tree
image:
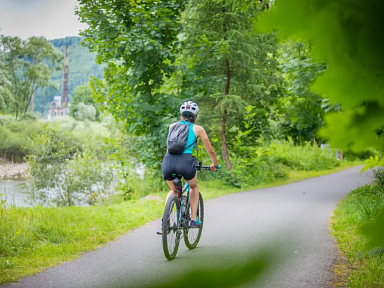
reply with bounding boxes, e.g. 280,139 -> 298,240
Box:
278,41 -> 327,143
70,83 -> 100,120
76,0 -> 186,167
0,35 -> 63,119
0,45 -> 11,112
182,0 -> 279,171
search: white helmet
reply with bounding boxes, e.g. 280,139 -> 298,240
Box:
180,101 -> 199,115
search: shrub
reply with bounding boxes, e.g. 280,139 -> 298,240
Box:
269,140 -> 339,171
26,126 -> 115,206
198,139 -> 339,188
0,116 -> 43,161
72,102 -> 96,121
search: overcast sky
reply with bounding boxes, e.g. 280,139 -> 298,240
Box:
0,0 -> 88,40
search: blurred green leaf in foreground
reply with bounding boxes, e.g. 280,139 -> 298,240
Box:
361,204 -> 384,252
258,0 -> 384,152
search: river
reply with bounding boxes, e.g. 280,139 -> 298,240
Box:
0,178 -> 30,207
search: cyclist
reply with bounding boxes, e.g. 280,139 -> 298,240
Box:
162,101 -> 219,228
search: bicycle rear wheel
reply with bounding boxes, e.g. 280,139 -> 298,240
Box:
184,192 -> 204,249
162,195 -> 181,260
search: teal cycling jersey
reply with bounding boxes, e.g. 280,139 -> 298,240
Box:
180,121 -> 196,154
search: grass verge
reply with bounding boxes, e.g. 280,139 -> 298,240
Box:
0,160 -> 361,284
0,200 -> 163,284
331,183 -> 384,287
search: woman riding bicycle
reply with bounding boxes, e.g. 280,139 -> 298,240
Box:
162,101 -> 219,228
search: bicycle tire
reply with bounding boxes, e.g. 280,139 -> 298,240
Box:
162,195 -> 181,260
184,192 -> 204,249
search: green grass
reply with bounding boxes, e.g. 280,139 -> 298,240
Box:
331,183 -> 384,287
0,199 -> 163,284
0,160 -> 361,284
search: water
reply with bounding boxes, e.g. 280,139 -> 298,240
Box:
0,179 -> 30,207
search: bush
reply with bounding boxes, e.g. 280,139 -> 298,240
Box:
26,126 -> 115,206
200,139 -> 340,188
72,102 -> 96,121
0,116 -> 43,161
52,116 -> 110,156
269,140 -> 339,171
230,146 -> 288,187
343,148 -> 380,161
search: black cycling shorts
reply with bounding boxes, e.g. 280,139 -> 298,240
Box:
162,153 -> 197,181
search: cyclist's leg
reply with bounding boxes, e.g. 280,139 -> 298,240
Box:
162,154 -> 177,203
165,180 -> 177,203
185,173 -> 198,220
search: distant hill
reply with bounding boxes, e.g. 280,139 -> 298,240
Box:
34,36 -> 104,116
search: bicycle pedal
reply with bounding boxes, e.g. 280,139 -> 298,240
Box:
157,232 -> 163,235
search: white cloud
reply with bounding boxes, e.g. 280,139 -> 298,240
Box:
0,0 -> 88,40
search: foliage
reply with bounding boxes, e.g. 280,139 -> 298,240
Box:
76,0 -> 186,167
26,126 -> 114,206
342,148 -> 378,162
103,128 -> 151,200
278,41 -> 327,142
51,116 -> 111,155
72,102 -> 96,122
269,140 -> 339,171
361,155 -> 384,174
182,0 -> 281,171
361,208 -> 384,253
0,47 -> 11,113
0,115 -> 43,161
0,115 -> 116,161
70,83 -> 100,120
0,35 -> 63,118
196,138 -> 339,188
259,0 -> 384,152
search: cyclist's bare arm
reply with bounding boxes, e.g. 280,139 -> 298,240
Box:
193,125 -> 219,168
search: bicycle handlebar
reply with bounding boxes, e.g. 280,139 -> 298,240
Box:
196,162 -> 221,171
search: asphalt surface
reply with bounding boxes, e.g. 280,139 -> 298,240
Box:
2,166 -> 372,288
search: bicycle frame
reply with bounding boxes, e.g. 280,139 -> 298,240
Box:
176,181 -> 190,229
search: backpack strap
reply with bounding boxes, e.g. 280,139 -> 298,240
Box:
183,122 -> 196,151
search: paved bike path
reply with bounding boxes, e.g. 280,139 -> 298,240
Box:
2,166 -> 372,288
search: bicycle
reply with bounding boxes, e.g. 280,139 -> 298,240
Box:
158,161 -> 219,260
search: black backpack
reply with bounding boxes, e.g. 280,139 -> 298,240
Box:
167,122 -> 195,154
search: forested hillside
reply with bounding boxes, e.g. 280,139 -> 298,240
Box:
33,36 -> 103,116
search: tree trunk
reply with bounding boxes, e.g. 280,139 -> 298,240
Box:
24,92 -> 33,115
221,57 -> 233,172
221,107 -> 232,171
67,188 -> 72,206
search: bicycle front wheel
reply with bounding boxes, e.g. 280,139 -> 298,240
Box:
184,192 -> 204,249
162,195 -> 181,260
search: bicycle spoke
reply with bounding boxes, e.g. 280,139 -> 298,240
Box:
162,196 -> 181,260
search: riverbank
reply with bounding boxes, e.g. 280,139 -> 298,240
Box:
0,162 -> 28,179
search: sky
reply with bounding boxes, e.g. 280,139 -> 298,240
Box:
0,0 -> 88,40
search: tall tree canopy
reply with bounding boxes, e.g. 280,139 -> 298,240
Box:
76,0 -> 186,166
182,0 -> 279,170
